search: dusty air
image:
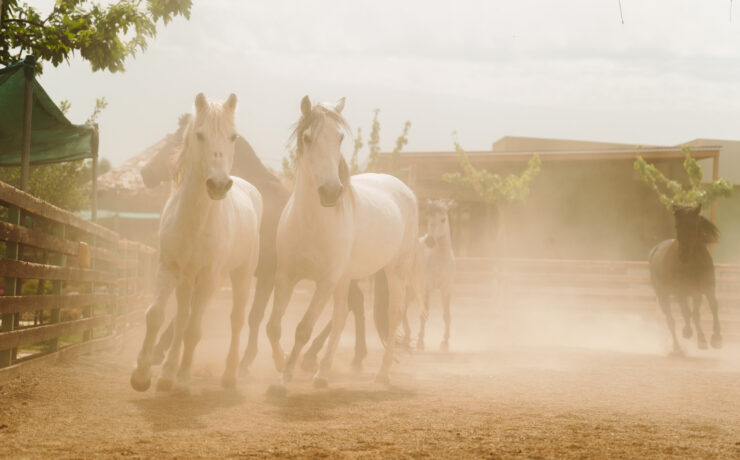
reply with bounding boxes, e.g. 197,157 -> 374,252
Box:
2,1 -> 740,458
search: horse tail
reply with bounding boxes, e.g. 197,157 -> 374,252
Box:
373,268 -> 390,347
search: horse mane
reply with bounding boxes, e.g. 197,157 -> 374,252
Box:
699,215 -> 720,244
289,102 -> 353,202
172,99 -> 236,188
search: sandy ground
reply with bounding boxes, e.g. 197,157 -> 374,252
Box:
2,291 -> 740,459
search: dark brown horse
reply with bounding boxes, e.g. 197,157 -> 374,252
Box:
649,204 -> 722,355
140,120 -> 368,373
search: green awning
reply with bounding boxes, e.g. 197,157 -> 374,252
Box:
0,56 -> 98,166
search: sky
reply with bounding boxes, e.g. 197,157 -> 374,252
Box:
27,0 -> 740,168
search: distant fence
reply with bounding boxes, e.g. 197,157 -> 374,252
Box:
455,257 -> 740,312
0,182 -> 156,380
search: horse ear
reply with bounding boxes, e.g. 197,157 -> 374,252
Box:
301,95 -> 312,117
195,93 -> 208,114
335,97 -> 346,113
224,93 -> 238,112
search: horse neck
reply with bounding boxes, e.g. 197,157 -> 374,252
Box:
173,156 -> 216,221
232,138 -> 280,188
292,162 -> 348,224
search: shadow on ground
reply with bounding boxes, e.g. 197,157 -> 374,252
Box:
130,388 -> 245,432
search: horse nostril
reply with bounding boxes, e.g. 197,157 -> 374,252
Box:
224,179 -> 233,192
206,178 -> 216,190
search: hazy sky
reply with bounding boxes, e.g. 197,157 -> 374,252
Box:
29,0 -> 740,168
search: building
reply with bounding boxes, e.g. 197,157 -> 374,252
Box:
377,136 -> 724,261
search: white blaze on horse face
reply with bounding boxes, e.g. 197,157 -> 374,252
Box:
192,93 -> 238,200
302,119 -> 345,207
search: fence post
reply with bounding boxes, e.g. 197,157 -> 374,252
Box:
46,222 -> 66,353
0,205 -> 21,367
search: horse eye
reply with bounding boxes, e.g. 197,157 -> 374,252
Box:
196,132 -> 205,141
303,133 -> 311,145
231,134 -> 237,142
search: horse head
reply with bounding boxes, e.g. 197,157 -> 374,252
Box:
294,95 -> 350,207
424,199 -> 456,248
175,93 -> 239,200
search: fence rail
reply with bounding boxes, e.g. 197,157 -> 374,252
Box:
0,182 -> 156,379
455,257 -> 740,311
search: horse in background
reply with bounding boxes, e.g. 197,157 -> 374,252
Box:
140,114 -> 370,374
401,199 -> 456,351
649,204 -> 722,355
266,96 -> 421,390
130,93 -> 262,394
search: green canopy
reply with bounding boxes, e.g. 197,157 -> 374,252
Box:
0,56 -> 98,166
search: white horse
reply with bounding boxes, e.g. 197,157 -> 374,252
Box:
130,93 -> 262,394
403,199 -> 456,351
265,96 -> 421,390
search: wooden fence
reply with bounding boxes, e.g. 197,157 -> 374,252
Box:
455,257 -> 740,312
0,182 -> 156,380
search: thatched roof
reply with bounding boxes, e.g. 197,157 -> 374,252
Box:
96,134 -> 179,213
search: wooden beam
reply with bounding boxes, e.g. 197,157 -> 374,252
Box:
0,258 -> 117,283
0,314 -> 112,350
19,59 -> 33,191
0,294 -> 115,316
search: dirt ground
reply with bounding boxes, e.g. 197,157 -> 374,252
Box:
2,291 -> 740,459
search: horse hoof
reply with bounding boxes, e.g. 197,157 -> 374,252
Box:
130,368 -> 151,392
266,383 -> 287,399
221,375 -> 237,390
350,360 -> 363,373
312,376 -> 329,389
711,334 -> 723,349
155,377 -> 173,392
281,370 -> 293,385
682,326 -> 692,339
375,373 -> 390,385
697,338 -> 708,350
300,356 -> 319,373
440,341 -> 449,352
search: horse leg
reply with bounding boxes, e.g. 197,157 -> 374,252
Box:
400,300 -> 411,349
174,273 -> 217,394
266,273 -> 297,373
417,289 -> 430,350
282,280 -> 335,385
657,294 -> 681,355
158,282 -> 192,391
440,284 -> 452,352
152,320 -> 174,365
301,321 -> 332,373
691,295 -> 708,350
304,281 -> 366,373
677,297 -> 692,339
239,272 -> 274,375
314,281 -> 351,388
349,280 -> 367,371
130,266 -> 175,392
223,266 -> 251,389
707,290 -> 723,349
377,269 -> 404,384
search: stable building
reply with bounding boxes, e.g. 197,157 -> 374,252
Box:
377,136 -> 722,262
